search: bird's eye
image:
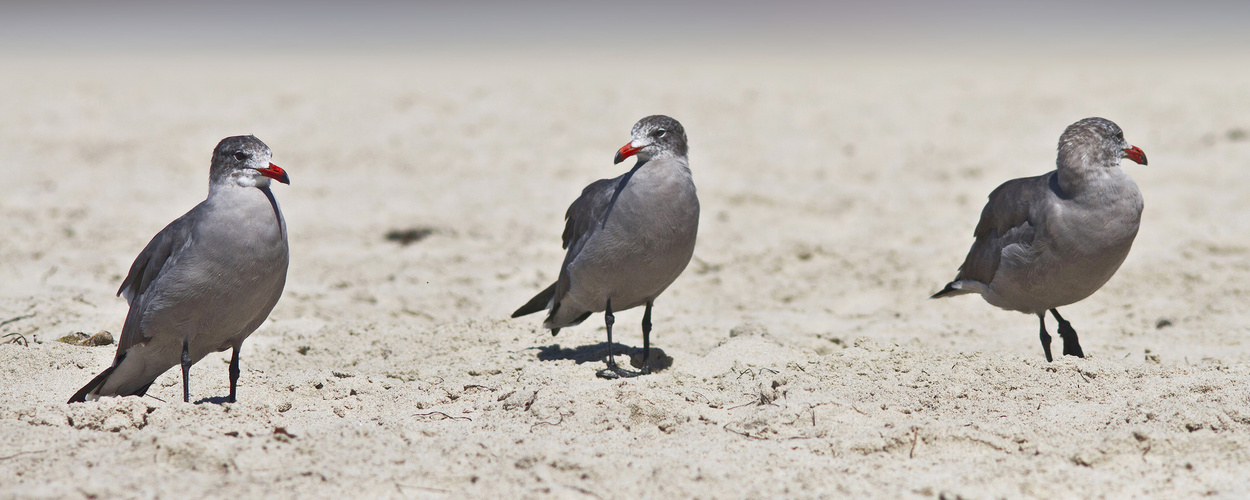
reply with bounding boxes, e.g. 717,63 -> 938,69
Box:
233,151 -> 248,161
654,129 -> 667,138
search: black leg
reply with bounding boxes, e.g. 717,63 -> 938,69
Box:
597,299 -> 619,378
1050,308 -> 1085,358
640,301 -> 653,374
596,299 -> 641,379
1038,313 -> 1053,363
228,345 -> 240,403
605,298 -> 615,370
181,337 -> 192,403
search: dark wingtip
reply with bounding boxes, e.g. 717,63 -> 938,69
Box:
929,283 -> 959,299
68,365 -> 117,403
512,282 -> 557,318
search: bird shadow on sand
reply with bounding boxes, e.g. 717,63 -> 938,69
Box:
139,394 -> 232,405
535,343 -> 674,372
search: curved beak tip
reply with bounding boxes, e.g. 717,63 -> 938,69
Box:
1124,146 -> 1147,166
614,143 -> 640,165
259,162 -> 291,184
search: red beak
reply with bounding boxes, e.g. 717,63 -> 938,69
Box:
1123,146 -> 1147,166
257,162 -> 290,184
614,142 -> 641,165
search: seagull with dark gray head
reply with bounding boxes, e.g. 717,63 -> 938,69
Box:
513,115 -> 700,378
932,117 -> 1148,361
70,135 -> 290,403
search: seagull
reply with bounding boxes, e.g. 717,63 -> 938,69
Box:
931,117 -> 1147,361
69,135 -> 290,403
512,115 -> 700,378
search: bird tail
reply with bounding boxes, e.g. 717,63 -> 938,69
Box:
515,282 -> 594,337
68,365 -> 117,403
67,352 -> 152,403
929,281 -> 972,299
512,282 -> 557,318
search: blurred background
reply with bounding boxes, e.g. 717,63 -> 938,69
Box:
3,0 -> 1249,59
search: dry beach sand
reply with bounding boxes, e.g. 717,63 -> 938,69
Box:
2,53 -> 1250,498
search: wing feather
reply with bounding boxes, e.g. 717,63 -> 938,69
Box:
546,173 -> 631,322
112,210 -> 197,359
561,177 -> 621,251
954,172 -> 1054,284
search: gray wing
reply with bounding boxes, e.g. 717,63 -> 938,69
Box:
548,174 -> 627,317
113,208 -> 198,360
561,176 -> 624,252
954,172 -> 1053,284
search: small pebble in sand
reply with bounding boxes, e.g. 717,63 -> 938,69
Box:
57,331 -> 114,346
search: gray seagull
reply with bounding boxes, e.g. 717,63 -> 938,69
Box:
512,115 -> 700,378
932,117 -> 1147,361
70,135 -> 290,403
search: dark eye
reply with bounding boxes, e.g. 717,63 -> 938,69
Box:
233,151 -> 248,161
654,129 -> 667,138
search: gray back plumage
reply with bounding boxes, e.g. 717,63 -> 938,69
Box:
953,173 -> 1050,285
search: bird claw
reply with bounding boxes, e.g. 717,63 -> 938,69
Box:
1057,323 -> 1085,358
596,360 -> 644,379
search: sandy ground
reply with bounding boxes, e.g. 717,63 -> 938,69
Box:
2,53 -> 1250,498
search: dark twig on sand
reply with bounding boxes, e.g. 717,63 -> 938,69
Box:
723,424 -> 768,440
530,413 -> 566,430
910,427 -> 920,459
0,313 -> 36,328
412,411 -> 472,421
0,449 -> 46,461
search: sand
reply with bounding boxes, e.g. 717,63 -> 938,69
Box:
2,53 -> 1250,498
